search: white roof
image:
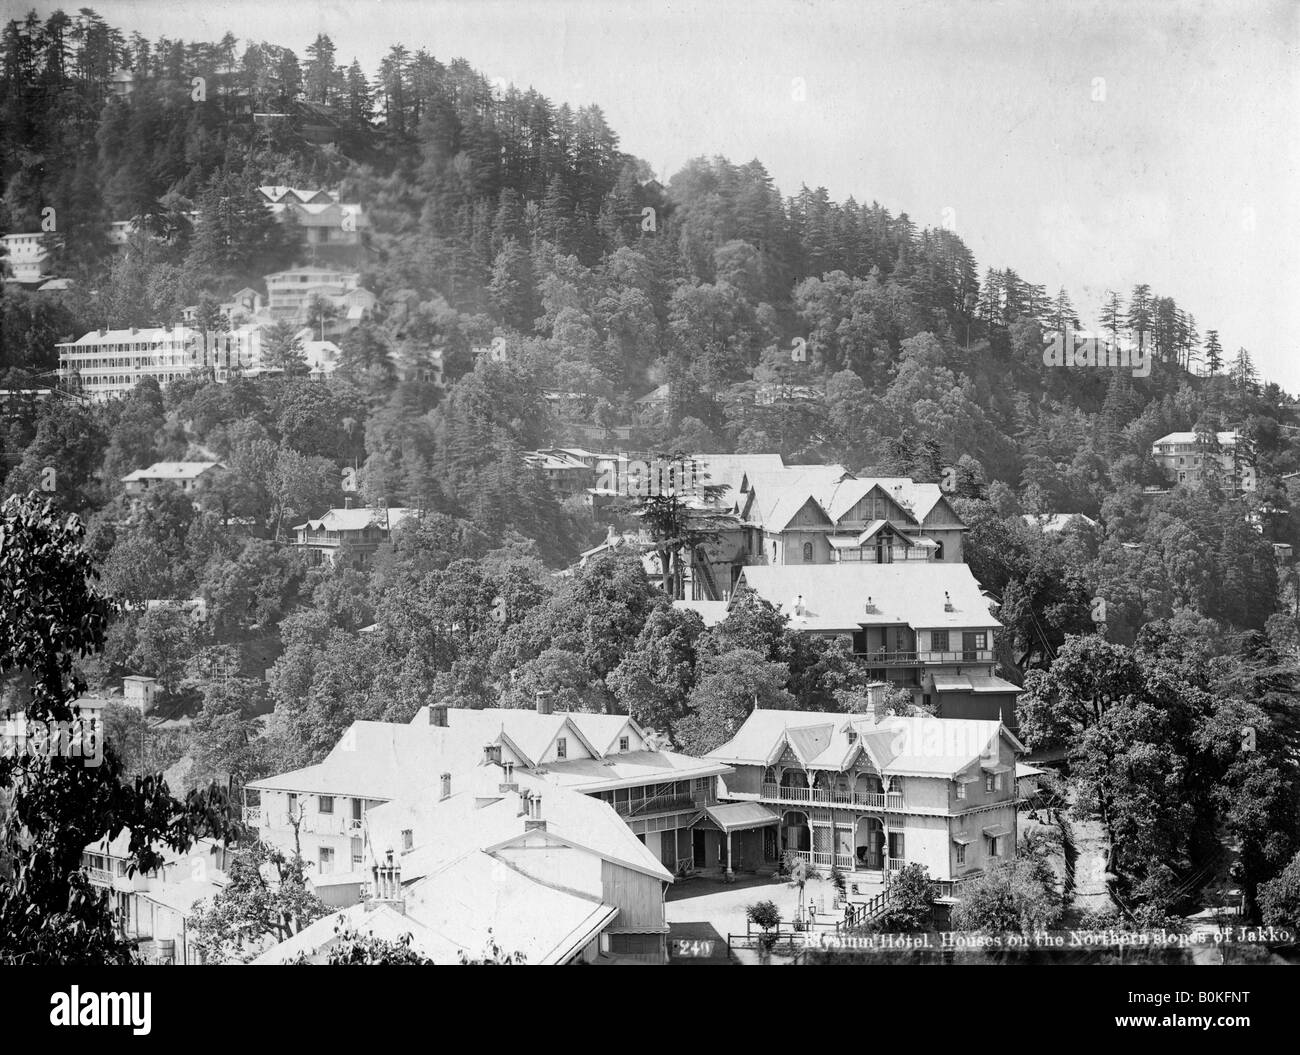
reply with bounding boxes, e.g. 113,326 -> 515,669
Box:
121,461 -> 221,483
369,766 -> 672,884
706,708 -> 1022,778
292,507 -> 419,533
1152,431 -> 1239,446
61,326 -> 198,347
1021,513 -> 1099,533
737,563 -> 1001,632
249,706 -> 649,799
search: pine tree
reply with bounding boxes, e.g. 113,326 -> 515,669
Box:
1204,330 -> 1224,375
1100,290 -> 1124,353
1127,284 -> 1153,344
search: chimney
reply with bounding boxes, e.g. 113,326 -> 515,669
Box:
943,591 -> 954,612
525,794 -> 546,832
483,742 -> 502,766
499,759 -> 517,793
439,772 -> 451,800
428,704 -> 448,728
865,596 -> 875,613
97,328 -> 106,338
517,789 -> 531,817
370,849 -> 404,914
535,690 -> 553,716
344,496 -> 353,509
868,681 -> 888,722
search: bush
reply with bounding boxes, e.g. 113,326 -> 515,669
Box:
746,899 -> 780,932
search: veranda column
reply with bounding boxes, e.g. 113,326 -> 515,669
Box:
725,830 -> 734,882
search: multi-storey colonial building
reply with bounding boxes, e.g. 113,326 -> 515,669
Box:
242,699 -> 729,882
263,267 -> 375,328
0,231 -> 49,283
290,504 -> 421,567
706,708 -> 1023,894
733,562 -> 1022,725
258,186 -> 366,255
56,325 -> 262,402
1151,430 -> 1256,492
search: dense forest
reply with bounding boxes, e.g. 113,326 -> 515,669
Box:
4,9 -> 1300,930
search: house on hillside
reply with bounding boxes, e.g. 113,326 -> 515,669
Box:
290,504 -> 420,567
243,696 -> 729,885
353,765 -> 676,962
121,461 -> 223,499
706,707 -> 1023,895
1151,430 -> 1256,492
735,562 -> 1022,726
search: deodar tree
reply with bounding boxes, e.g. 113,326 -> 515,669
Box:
0,493 -> 233,965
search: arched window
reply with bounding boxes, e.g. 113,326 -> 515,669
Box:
802,541 -> 814,563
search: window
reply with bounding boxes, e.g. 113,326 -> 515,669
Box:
318,795 -> 334,814
931,630 -> 949,652
319,847 -> 334,874
846,729 -> 858,744
802,541 -> 814,563
694,777 -> 712,795
402,829 -> 413,851
619,736 -> 630,752
956,842 -> 967,866
956,781 -> 967,800
984,773 -> 998,793
986,835 -> 1001,858
555,737 -> 567,759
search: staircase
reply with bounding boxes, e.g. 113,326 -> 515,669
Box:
692,546 -> 721,600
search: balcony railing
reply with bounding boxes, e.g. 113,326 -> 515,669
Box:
762,782 -> 904,810
243,805 -> 261,827
785,849 -> 904,874
853,649 -> 993,666
87,867 -> 113,885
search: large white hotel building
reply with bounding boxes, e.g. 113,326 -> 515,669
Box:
56,325 -> 262,402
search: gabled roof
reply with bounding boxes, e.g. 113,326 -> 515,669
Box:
537,749 -> 730,793
706,708 -> 1023,778
121,461 -> 221,483
368,766 -> 673,884
1152,431 -> 1240,447
855,478 -> 956,526
736,563 -> 1001,632
291,507 -> 419,533
245,720 -> 460,800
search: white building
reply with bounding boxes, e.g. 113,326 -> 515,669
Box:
121,461 -> 223,498
252,764 -> 674,964
56,325 -> 262,402
1,232 -> 49,283
1151,430 -> 1257,492
263,267 -> 375,327
258,186 -> 367,250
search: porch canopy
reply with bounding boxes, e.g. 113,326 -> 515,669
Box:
696,802 -> 781,833
982,824 -> 1013,839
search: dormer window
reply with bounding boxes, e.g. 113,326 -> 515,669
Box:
619,736 -> 630,752
556,737 -> 567,759
846,729 -> 858,744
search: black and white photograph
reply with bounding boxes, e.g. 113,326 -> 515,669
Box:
0,0 -> 1296,1021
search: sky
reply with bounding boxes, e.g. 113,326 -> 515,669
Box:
20,0 -> 1300,388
